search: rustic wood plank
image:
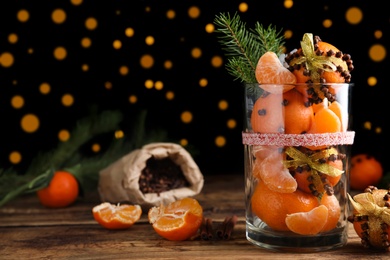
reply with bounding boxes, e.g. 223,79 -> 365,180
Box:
0,174 -> 389,259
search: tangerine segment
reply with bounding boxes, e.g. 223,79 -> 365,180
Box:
253,151 -> 297,193
92,202 -> 142,230
251,181 -> 318,231
255,51 -> 296,92
285,205 -> 328,235
148,197 -> 203,241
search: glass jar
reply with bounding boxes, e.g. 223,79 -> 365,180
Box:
243,83 -> 354,252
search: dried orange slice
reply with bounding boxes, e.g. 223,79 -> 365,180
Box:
285,205 -> 328,235
92,202 -> 142,230
255,51 -> 297,93
148,197 -> 203,241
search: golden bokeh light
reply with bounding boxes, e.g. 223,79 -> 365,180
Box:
181,111 -> 193,123
11,95 -> 24,109
115,130 -> 124,139
180,139 -> 188,146
199,78 -> 208,87
145,79 -> 154,89
322,19 -> 332,28
91,143 -> 101,152
104,81 -> 113,90
284,0 -> 293,8
215,136 -> 226,147
39,82 -> 51,94
211,55 -> 223,68
205,23 -> 214,33
374,30 -> 383,39
119,65 -> 129,75
129,95 -> 137,104
125,27 -> 134,37
140,54 -> 154,68
369,44 -> 386,62
21,114 -> 40,133
81,37 -> 92,48
166,91 -> 174,100
58,129 -> 70,142
238,2 -> 248,12
188,6 -> 200,19
145,36 -> 155,45
227,119 -> 237,129
52,9 -> 66,24
218,100 -> 228,110
164,60 -> 173,69
85,17 -> 98,30
62,94 -> 74,106
8,33 -> 18,44
81,64 -> 89,71
191,47 -> 202,58
363,121 -> 372,130
17,9 -> 29,22
367,76 -> 377,86
71,0 -> 83,5
166,9 -> 175,19
284,30 -> 293,39
113,40 -> 122,49
155,81 -> 164,90
9,151 -> 22,164
54,46 -> 67,60
0,52 -> 14,67
345,7 -> 363,24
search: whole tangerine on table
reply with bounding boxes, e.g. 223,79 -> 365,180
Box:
36,170 -> 79,208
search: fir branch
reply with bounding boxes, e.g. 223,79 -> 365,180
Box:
214,12 -> 285,83
25,110 -> 123,177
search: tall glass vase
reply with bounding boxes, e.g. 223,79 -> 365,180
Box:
243,83 -> 354,252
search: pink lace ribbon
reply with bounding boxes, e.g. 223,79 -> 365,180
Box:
242,132 -> 355,146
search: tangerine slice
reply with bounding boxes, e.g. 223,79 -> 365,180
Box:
285,205 -> 328,235
253,151 -> 297,193
255,51 -> 297,93
92,202 -> 142,230
148,197 -> 203,241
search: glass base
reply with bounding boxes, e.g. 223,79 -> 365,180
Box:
246,221 -> 348,253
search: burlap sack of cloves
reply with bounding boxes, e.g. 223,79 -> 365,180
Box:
98,142 -> 204,210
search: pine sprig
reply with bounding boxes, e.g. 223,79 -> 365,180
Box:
214,12 -> 285,83
0,109 -> 171,207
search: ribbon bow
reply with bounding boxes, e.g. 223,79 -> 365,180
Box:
283,146 -> 344,177
348,193 -> 390,226
289,33 -> 348,83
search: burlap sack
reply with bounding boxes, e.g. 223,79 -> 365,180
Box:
98,142 -> 204,210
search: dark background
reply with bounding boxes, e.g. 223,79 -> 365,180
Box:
0,0 -> 388,176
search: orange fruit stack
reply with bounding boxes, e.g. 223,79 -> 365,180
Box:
249,33 -> 352,235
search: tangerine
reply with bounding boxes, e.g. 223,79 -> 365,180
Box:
320,193 -> 341,232
37,171 -> 79,208
350,154 -> 383,191
328,100 -> 348,132
92,202 -> 142,230
148,197 -> 203,241
283,88 -> 314,134
251,92 -> 284,133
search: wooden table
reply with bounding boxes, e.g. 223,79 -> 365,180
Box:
1,174 -> 389,259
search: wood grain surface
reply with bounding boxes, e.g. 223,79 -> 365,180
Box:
1,174 -> 389,259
